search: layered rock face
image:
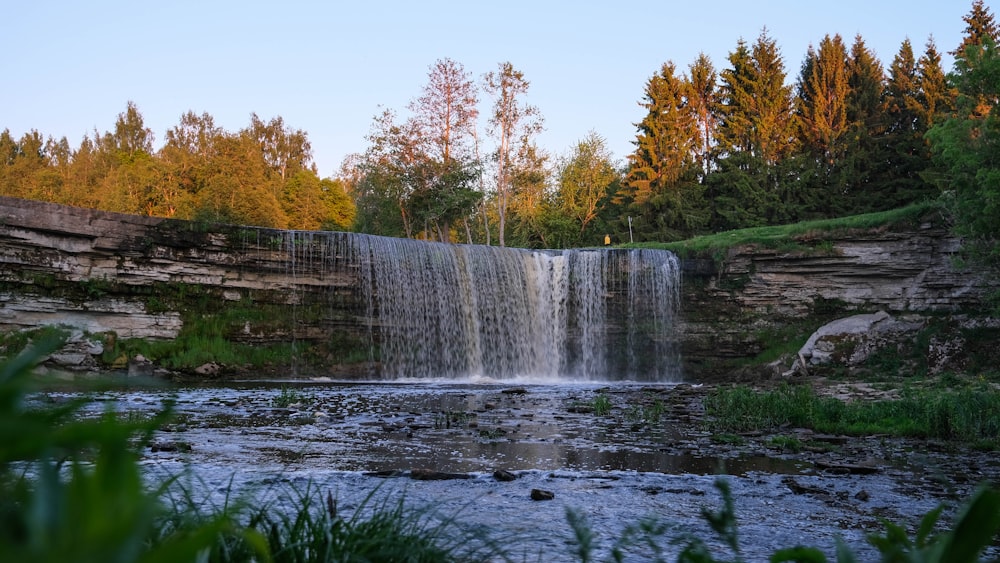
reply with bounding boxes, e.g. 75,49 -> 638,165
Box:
0,196 -> 995,380
705,227 -> 987,314
679,221 -> 998,379
0,197 -> 366,353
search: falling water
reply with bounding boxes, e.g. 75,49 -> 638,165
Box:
244,230 -> 681,382
346,235 -> 682,382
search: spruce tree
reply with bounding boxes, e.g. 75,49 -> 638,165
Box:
798,34 -> 851,167
708,30 -> 796,229
881,39 -> 928,208
624,61 -> 704,239
842,34 -> 887,212
688,53 -> 719,177
790,34 -> 852,219
917,37 -> 954,126
952,0 -> 999,61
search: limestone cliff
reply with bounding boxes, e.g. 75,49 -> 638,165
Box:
679,219 -> 998,379
0,196 -> 996,380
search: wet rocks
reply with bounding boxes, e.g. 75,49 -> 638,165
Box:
815,459 -> 880,475
150,440 -> 192,453
194,362 -> 222,376
36,329 -> 105,373
409,468 -> 473,481
364,469 -> 474,481
530,488 -> 555,501
493,469 -> 518,482
128,354 -> 155,377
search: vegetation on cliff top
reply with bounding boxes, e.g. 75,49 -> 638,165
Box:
629,201 -> 939,258
2,3 -> 998,255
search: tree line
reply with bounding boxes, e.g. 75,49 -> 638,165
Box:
1,1 -> 998,255
0,105 -> 355,231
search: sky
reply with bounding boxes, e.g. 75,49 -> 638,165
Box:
1,1 -> 987,178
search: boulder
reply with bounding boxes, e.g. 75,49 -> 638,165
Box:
786,311 -> 924,376
530,488 -> 555,501
194,362 -> 222,376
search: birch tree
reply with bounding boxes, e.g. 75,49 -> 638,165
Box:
483,62 -> 542,246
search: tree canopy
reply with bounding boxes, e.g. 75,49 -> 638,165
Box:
2,1 -> 997,262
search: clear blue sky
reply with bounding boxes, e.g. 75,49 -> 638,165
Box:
1,1 -> 985,178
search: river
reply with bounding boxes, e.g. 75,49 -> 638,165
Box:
48,379 -> 1000,562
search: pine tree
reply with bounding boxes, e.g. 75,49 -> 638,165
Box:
952,1 -> 1000,120
916,37 -> 954,127
688,53 -> 718,176
625,61 -> 700,205
715,39 -> 755,161
749,29 -> 798,168
880,39 -> 928,208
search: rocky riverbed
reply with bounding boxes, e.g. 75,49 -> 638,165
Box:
41,379 -> 1000,561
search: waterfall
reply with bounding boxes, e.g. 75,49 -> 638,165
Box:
346,234 -> 682,382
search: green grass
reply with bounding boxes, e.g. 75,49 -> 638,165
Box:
271,386 -> 312,408
625,398 -> 666,425
630,201 -> 938,257
704,383 -> 1000,447
592,393 -> 612,416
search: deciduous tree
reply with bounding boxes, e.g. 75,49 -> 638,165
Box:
407,58 -> 482,242
556,132 -> 620,242
927,33 -> 1000,290
483,61 -> 542,247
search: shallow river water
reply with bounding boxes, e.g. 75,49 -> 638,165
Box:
50,380 -> 1000,561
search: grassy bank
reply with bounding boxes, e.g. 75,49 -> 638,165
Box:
631,201 -> 939,257
704,382 -> 1000,449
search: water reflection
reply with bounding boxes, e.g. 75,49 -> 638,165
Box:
58,380 -> 806,476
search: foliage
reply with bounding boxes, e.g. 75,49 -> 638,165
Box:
703,382 -> 1000,446
555,132 -> 623,245
0,334 -> 242,562
865,486 -> 1000,563
566,477 -> 1000,563
271,386 -> 312,408
3,6 -> 997,249
483,61 -> 544,247
632,201 -> 937,257
591,393 -> 613,416
0,334 -> 501,562
927,33 -> 1000,297
0,103 -> 354,231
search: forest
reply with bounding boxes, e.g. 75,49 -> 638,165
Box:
1,2 -> 998,262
